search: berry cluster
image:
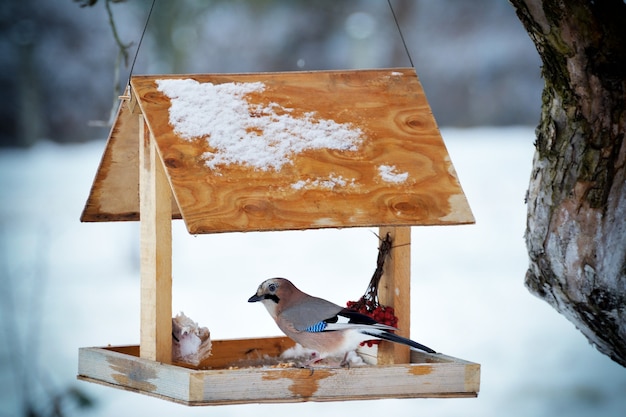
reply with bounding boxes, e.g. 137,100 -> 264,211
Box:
346,299 -> 399,347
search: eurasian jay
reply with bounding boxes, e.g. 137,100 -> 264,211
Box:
248,277 -> 436,366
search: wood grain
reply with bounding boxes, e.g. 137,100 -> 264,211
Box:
139,117 -> 172,363
377,226 -> 412,365
82,68 -> 474,233
80,94 -> 181,222
78,337 -> 480,405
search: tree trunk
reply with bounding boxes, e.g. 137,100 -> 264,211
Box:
509,0 -> 626,366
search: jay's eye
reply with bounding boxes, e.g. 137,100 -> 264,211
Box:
268,283 -> 277,293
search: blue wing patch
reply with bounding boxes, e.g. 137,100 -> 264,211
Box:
304,321 -> 327,333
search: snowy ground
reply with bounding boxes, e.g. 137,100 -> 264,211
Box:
1,127 -> 624,417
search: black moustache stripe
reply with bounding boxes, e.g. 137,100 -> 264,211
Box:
265,294 -> 280,304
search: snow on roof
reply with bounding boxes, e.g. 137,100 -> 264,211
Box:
377,165 -> 409,184
290,174 -> 357,191
156,78 -> 364,171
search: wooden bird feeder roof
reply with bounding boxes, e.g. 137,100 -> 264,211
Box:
81,68 -> 474,233
77,68 -> 479,405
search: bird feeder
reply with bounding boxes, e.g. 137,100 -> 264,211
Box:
77,68 -> 480,405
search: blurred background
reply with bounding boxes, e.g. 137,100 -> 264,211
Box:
2,1 -> 625,417
0,0 -> 542,147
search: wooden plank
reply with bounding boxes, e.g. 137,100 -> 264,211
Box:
196,336 -> 296,369
139,116 -> 172,363
77,338 -> 480,405
80,97 -> 181,222
128,88 -> 142,114
80,97 -> 141,222
196,357 -> 476,404
78,346 -> 191,401
125,68 -> 473,234
106,337 -> 297,370
377,226 -> 412,365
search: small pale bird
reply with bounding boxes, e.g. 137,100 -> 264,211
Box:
248,277 -> 436,366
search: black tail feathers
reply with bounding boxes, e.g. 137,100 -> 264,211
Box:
365,330 -> 437,354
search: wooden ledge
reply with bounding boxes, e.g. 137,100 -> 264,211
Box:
78,336 -> 480,405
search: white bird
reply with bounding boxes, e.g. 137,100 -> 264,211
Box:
248,277 -> 436,366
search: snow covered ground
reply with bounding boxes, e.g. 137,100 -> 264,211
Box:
1,127 -> 624,416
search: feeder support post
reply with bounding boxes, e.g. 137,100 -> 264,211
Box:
377,226 -> 411,365
139,114 -> 172,363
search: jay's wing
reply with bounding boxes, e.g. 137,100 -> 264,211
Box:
283,296 -> 395,332
280,296 -> 436,353
322,308 -> 396,332
281,296 -> 344,331
335,308 -> 379,325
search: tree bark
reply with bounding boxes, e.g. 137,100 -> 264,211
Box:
509,0 -> 626,366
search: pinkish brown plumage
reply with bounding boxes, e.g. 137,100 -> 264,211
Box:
248,278 -> 435,366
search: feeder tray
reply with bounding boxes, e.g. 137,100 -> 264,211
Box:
77,68 -> 479,405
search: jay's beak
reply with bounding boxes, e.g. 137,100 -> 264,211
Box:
248,294 -> 263,303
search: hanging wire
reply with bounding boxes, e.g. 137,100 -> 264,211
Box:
128,1 -> 410,81
387,0 -> 414,67
128,0 -> 157,85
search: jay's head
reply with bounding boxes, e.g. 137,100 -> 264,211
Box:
248,277 -> 297,317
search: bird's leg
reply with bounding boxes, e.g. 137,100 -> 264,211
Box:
300,351 -> 322,368
296,352 -> 323,376
340,352 -> 352,368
